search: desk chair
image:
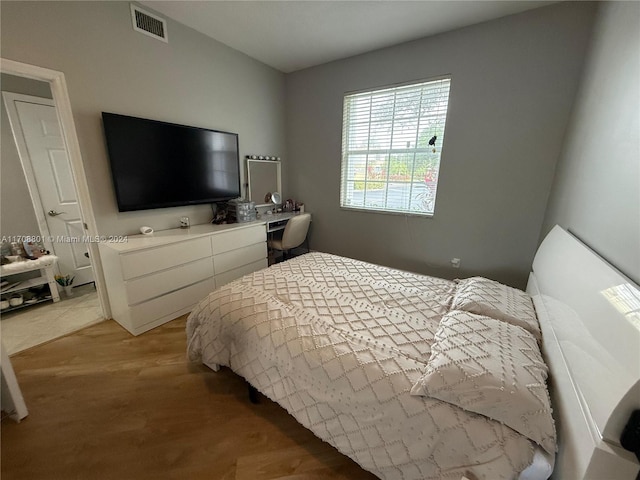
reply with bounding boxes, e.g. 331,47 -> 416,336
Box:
268,213 -> 311,262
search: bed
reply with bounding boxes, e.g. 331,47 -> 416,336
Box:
526,226 -> 640,479
186,226 -> 640,479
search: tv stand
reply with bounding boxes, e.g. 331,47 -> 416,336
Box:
99,222 -> 267,335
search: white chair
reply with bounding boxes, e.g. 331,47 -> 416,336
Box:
268,213 -> 311,262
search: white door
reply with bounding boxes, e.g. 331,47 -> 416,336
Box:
4,95 -> 94,286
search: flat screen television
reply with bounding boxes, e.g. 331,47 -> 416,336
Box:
102,113 -> 241,212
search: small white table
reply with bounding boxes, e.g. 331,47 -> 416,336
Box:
0,255 -> 60,311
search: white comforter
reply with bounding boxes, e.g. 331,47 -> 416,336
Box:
187,253 -> 537,479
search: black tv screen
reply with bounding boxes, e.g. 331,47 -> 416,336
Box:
102,113 -> 241,212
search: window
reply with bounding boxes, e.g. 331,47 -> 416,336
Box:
340,77 -> 451,216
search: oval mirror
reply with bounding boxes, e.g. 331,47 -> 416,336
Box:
271,192 -> 282,204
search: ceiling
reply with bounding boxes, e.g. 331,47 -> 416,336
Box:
142,1 -> 555,73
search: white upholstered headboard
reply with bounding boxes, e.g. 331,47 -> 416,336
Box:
527,225 -> 640,479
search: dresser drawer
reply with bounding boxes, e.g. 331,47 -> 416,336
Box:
211,225 -> 266,255
121,237 -> 212,280
214,242 -> 267,275
215,258 -> 268,287
125,257 -> 213,305
130,278 -> 214,329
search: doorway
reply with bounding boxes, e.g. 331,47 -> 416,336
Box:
0,60 -> 108,354
3,92 -> 94,286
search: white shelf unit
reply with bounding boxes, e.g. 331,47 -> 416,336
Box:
0,256 -> 60,313
99,222 -> 268,336
2,276 -> 50,295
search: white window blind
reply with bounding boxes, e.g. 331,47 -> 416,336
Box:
340,77 -> 451,216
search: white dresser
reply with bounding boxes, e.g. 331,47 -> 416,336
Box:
99,222 -> 267,335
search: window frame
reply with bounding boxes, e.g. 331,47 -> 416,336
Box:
339,76 -> 452,218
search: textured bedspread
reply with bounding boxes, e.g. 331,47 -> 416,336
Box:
187,252 -> 536,479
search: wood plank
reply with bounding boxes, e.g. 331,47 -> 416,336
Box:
0,316 -> 378,480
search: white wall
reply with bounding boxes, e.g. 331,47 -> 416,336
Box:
0,1 -> 286,236
542,2 -> 640,285
285,2 -> 596,288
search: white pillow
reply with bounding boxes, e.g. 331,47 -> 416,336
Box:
452,276 -> 541,341
411,310 -> 556,455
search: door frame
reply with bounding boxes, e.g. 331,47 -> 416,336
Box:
1,58 -> 110,318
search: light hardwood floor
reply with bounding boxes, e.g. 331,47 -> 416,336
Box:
1,316 -> 377,480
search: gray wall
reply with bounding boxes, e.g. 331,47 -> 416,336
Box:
542,2 -> 640,285
1,1 -> 286,236
1,74 -> 52,239
5,2 -> 629,290
285,2 -> 597,288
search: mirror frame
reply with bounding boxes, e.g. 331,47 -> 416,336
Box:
247,159 -> 282,207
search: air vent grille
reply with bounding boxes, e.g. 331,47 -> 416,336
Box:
131,5 -> 168,42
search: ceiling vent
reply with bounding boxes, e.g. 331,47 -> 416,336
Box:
131,5 -> 168,43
